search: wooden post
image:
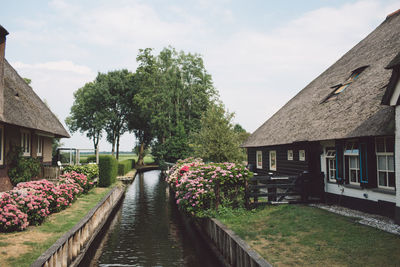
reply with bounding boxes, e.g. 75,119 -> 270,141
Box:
215,183 -> 220,210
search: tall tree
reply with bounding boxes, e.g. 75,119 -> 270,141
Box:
191,103 -> 246,163
127,48 -> 158,165
133,47 -> 217,163
96,70 -> 134,159
66,82 -> 108,151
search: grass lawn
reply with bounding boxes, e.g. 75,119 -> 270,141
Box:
216,204 -> 400,266
0,185 -> 115,267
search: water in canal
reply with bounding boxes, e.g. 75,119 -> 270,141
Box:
87,170 -> 221,267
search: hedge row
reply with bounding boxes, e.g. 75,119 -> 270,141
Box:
117,159 -> 135,176
98,155 -> 118,187
63,164 -> 99,180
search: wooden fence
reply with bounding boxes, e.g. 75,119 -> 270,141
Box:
245,171 -> 310,208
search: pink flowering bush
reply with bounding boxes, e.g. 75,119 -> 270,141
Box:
0,194 -> 29,232
167,158 -> 252,217
60,171 -> 94,194
0,171 -> 95,232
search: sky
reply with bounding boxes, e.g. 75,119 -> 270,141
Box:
1,0 -> 399,151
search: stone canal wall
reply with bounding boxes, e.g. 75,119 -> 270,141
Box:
196,218 -> 272,267
30,186 -> 125,267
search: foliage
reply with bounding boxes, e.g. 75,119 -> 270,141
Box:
7,148 -> 41,185
0,186 -> 112,267
23,77 -> 32,85
132,47 -> 217,164
60,171 -> 95,194
166,158 -> 252,217
66,81 -> 108,150
118,159 -> 135,176
63,164 -> 99,180
98,155 -> 118,187
52,138 -> 63,158
0,174 -> 92,232
191,103 -> 249,163
96,70 -> 134,159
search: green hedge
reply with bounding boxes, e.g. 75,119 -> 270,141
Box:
63,164 -> 99,180
117,159 -> 135,176
98,155 -> 118,187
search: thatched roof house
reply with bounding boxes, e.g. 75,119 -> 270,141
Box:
0,25 -> 69,191
242,10 -> 400,223
242,11 -> 399,148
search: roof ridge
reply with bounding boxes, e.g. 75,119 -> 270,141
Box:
386,9 -> 400,20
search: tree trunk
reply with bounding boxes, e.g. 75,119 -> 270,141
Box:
116,134 -> 120,160
138,142 -> 145,166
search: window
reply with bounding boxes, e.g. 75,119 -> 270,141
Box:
269,150 -> 277,171
376,137 -> 395,189
37,136 -> 43,157
21,130 -> 31,157
299,150 -> 305,161
287,150 -> 293,160
0,125 -> 3,165
326,149 -> 336,182
344,142 -> 360,184
256,151 -> 262,169
322,66 -> 368,103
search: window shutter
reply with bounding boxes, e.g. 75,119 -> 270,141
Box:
359,143 -> 368,184
335,142 -> 344,182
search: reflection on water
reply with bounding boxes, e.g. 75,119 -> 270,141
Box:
90,170 -> 220,267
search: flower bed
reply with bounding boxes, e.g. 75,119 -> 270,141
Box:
166,157 -> 252,217
0,171 -> 96,232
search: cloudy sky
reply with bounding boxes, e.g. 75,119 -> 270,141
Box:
1,0 -> 399,151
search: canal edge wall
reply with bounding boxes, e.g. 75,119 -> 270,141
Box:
194,217 -> 273,267
30,185 -> 126,267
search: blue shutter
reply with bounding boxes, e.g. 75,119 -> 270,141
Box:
359,143 -> 368,184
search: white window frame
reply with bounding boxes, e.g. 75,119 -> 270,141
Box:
299,150 -> 305,161
269,150 -> 277,171
256,150 -> 262,169
37,136 -> 43,157
376,137 -> 395,189
326,149 -> 336,182
348,155 -> 360,185
21,130 -> 31,157
0,125 -> 4,165
287,150 -> 293,160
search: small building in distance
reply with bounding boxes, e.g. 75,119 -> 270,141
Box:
242,10 -> 400,223
0,25 -> 70,191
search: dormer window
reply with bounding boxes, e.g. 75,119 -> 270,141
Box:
322,66 -> 368,103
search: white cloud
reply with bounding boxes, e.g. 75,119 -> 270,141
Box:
205,0 -> 400,132
5,0 -> 400,150
13,60 -> 94,75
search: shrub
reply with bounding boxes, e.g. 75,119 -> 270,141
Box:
98,155 -> 118,187
167,158 -> 252,217
86,155 -> 97,163
60,171 -> 94,193
0,194 -> 29,232
7,148 -> 41,185
117,159 -> 134,176
63,164 -> 99,180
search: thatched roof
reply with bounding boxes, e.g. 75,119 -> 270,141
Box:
243,11 -> 400,148
0,59 -> 70,138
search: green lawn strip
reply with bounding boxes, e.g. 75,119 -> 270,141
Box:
1,185 -> 115,267
216,205 -> 400,266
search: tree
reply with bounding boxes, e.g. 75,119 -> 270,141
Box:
66,81 -> 108,151
127,48 -> 157,165
132,47 -> 217,164
191,103 -> 247,163
96,70 -> 134,159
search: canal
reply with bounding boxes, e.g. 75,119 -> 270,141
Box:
85,170 -> 221,267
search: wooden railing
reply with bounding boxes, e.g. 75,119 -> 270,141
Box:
40,165 -> 61,180
245,171 -> 310,209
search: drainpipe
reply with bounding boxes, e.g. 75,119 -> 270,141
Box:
395,105 -> 400,224
0,25 -> 8,118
